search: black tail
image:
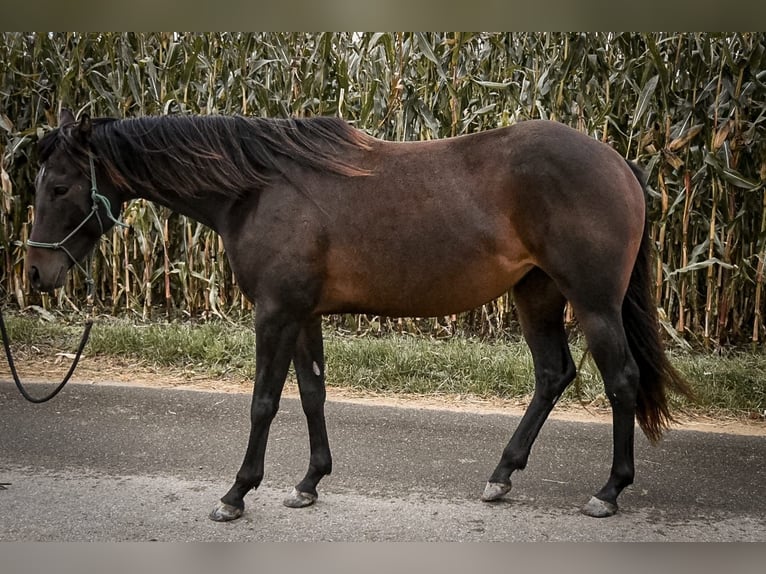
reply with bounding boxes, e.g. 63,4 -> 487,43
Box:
622,161 -> 694,443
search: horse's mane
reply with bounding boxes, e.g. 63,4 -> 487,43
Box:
39,114 -> 374,197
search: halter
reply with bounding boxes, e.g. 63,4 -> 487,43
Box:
27,155 -> 129,294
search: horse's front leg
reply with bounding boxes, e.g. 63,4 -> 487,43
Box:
210,307 -> 302,522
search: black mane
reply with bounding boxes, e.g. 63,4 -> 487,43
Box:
40,114 -> 373,196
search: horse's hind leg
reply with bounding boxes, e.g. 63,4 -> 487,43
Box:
482,267 -> 576,502
574,304 -> 640,517
283,316 -> 333,508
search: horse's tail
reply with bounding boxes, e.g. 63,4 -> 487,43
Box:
622,161 -> 694,443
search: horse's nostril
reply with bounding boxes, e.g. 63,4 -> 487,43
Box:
29,266 -> 41,290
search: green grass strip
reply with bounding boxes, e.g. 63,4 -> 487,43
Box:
2,312 -> 764,418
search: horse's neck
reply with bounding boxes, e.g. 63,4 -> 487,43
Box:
130,186 -> 231,232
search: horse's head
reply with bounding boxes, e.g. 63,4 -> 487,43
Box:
28,109 -> 124,292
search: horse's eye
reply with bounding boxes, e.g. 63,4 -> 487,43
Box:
53,185 -> 69,197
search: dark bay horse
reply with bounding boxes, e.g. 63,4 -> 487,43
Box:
27,109 -> 692,521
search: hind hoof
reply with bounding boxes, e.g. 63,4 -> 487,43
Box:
581,496 -> 618,517
481,481 -> 512,502
283,488 -> 318,508
209,501 -> 244,522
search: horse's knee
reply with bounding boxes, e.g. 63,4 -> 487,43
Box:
252,396 -> 280,421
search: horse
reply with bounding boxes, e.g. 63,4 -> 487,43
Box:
27,108 -> 692,521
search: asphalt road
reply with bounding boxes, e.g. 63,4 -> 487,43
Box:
0,381 -> 764,541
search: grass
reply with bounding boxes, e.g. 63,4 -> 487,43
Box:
2,311 -> 764,419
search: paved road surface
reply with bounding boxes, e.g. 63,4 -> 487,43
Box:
0,381 -> 763,541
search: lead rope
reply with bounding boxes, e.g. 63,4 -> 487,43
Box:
2,155 -> 127,403
0,304 -> 93,403
0,257 -> 94,402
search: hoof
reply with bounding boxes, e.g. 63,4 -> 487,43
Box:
283,488 -> 318,508
581,496 -> 618,518
209,501 -> 244,522
481,481 -> 512,502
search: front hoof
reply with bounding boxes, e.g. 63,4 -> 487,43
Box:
209,501 -> 244,522
581,496 -> 618,518
481,481 -> 512,502
283,488 -> 318,508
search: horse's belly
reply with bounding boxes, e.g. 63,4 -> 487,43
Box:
316,249 -> 534,317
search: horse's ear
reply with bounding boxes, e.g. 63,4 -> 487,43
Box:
75,112 -> 92,141
59,108 -> 76,126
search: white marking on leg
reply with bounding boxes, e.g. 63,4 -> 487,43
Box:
312,361 -> 321,377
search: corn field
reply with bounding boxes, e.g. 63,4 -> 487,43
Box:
1,32 -> 766,347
